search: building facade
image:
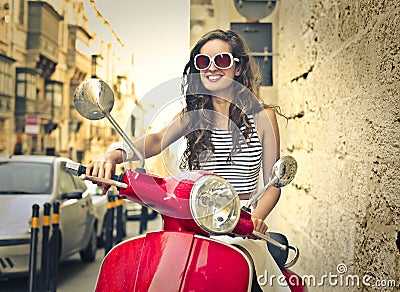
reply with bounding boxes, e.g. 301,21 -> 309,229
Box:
0,0 -> 132,163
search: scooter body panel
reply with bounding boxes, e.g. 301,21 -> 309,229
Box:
181,235 -> 251,291
96,231 -> 251,292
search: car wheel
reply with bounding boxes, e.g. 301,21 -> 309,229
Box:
80,227 -> 97,262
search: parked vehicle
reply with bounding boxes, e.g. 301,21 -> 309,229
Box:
125,200 -> 158,221
69,78 -> 307,291
0,155 -> 97,279
84,180 -> 128,246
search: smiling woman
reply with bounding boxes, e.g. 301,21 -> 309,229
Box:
87,28 -> 281,236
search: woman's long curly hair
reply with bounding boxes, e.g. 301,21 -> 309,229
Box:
180,29 -> 268,170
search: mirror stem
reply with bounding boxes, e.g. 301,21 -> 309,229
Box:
246,176 -> 278,208
105,113 -> 145,168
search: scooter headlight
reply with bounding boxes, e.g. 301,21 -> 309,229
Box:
189,175 -> 240,234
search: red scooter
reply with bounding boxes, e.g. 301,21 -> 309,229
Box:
70,79 -> 307,292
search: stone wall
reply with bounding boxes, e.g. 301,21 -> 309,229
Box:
271,0 -> 399,290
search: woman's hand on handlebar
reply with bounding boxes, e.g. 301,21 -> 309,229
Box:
251,216 -> 268,234
86,149 -> 123,179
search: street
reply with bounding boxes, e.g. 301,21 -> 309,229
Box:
0,216 -> 162,292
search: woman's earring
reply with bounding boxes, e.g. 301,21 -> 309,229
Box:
235,67 -> 241,76
235,64 -> 242,76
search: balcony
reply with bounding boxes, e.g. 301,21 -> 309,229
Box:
68,25 -> 92,85
26,1 -> 63,78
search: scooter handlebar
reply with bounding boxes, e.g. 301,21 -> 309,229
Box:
66,161 -> 125,183
252,231 -> 288,251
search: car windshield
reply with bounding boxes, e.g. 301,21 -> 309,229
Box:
0,162 -> 53,195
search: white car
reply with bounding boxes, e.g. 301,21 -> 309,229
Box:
125,200 -> 158,221
84,181 -> 127,247
0,155 -> 97,279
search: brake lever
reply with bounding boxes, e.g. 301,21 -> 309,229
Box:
79,174 -> 128,189
252,231 -> 288,251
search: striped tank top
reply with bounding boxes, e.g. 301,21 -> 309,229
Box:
199,115 -> 263,194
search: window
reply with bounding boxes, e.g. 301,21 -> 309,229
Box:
16,68 -> 37,100
19,0 -> 25,24
45,81 -> 63,106
131,115 -> 136,137
74,176 -> 87,191
91,54 -> 100,78
0,162 -> 53,194
59,162 -> 87,193
59,166 -> 77,194
0,56 -> 14,97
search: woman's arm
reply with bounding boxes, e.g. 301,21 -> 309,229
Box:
251,107 -> 281,233
87,112 -> 187,179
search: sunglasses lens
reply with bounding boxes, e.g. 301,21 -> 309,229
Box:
195,55 -> 210,70
214,53 -> 232,69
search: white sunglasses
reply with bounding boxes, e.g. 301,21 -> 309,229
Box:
194,52 -> 239,70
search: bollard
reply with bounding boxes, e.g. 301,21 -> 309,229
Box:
40,203 -> 51,292
115,196 -> 123,244
28,204 -> 40,292
104,194 -> 115,255
49,202 -> 60,292
139,206 -> 149,234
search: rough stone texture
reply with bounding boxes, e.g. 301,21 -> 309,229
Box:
271,0 -> 400,290
190,0 -> 399,289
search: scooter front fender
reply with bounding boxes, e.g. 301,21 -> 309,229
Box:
95,231 -> 252,292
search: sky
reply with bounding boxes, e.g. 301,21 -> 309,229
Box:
90,0 -> 190,99
85,1 -> 190,169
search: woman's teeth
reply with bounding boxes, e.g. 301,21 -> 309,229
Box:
207,75 -> 222,81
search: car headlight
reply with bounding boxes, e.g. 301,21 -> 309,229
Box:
189,175 -> 241,234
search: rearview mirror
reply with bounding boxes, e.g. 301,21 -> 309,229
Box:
73,78 -> 114,120
72,78 -> 146,169
269,156 -> 297,188
246,156 -> 297,208
61,190 -> 83,200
